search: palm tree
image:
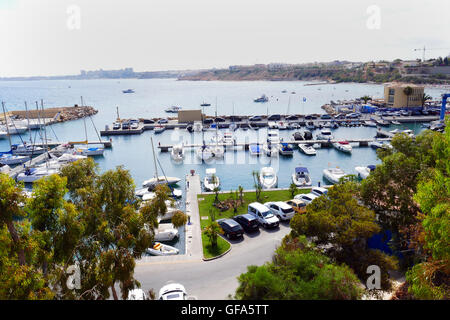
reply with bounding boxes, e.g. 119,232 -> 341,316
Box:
360,95 -> 372,104
403,86 -> 413,108
213,186 -> 220,204
251,170 -> 262,201
203,211 -> 223,248
421,93 -> 432,109
289,183 -> 298,198
238,185 -> 244,203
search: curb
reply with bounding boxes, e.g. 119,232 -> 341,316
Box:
202,238 -> 232,261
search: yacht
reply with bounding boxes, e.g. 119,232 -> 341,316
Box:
193,121 -> 203,132
122,89 -> 135,93
196,145 -> 214,162
277,121 -> 288,130
279,143 -> 294,156
154,125 -> 165,134
203,168 -> 220,191
292,167 -> 312,187
333,140 -> 352,153
11,144 -> 46,156
75,146 -> 104,156
364,120 -> 377,127
259,167 -> 278,189
142,176 -> 181,189
147,242 -> 179,256
154,223 -> 179,242
165,106 -> 182,113
293,132 -> 304,141
57,153 -> 87,163
16,167 -> 59,183
355,165 -> 376,179
298,143 -> 316,155
0,153 -> 30,165
1,125 -> 27,135
0,163 -> 10,173
171,144 -> 185,162
323,167 -> 347,184
316,128 -> 334,140
369,141 -> 392,150
254,94 -> 268,103
249,144 -> 262,156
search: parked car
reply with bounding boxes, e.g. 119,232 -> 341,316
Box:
158,118 -> 169,124
311,187 -> 328,197
247,202 -> 279,228
214,117 -> 226,122
121,121 -> 130,129
233,214 -> 260,233
286,115 -> 298,121
203,118 -> 214,124
249,115 -> 262,122
286,199 -> 307,214
217,218 -> 244,239
264,201 -> 295,221
321,114 -> 332,119
143,119 -> 155,124
294,192 -> 319,204
112,122 -> 121,130
267,114 -> 281,121
230,116 -> 242,122
159,283 -> 188,300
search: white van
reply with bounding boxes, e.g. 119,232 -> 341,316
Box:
264,201 -> 295,221
248,202 -> 280,228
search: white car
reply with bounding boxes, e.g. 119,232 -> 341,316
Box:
311,187 -> 328,197
248,202 -> 280,228
294,192 -> 319,204
159,283 -> 188,300
264,201 -> 295,221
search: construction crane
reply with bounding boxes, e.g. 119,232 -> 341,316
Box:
413,46 -> 450,61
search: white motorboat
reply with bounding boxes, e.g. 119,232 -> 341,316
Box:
16,167 -> 59,183
279,143 -> 294,156
355,165 -> 376,179
171,188 -> 182,199
323,167 -> 347,184
196,145 -> 214,162
364,120 -> 377,127
292,167 -> 312,187
154,223 -> 179,242
193,121 -> 203,132
154,125 -> 165,134
211,145 -> 224,159
0,131 -> 8,139
147,242 -> 179,256
57,153 -> 87,163
11,144 -> 46,156
333,141 -> 352,153
142,176 -> 181,189
391,120 -> 401,125
229,122 -> 237,131
249,144 -> 262,156
316,128 -> 334,140
298,143 -> 316,155
135,187 -> 156,199
369,141 -> 392,150
390,129 -> 400,134
165,106 -> 182,113
277,121 -> 288,130
259,167 -> 278,189
171,144 -> 185,162
268,121 -> 278,129
75,146 -> 104,156
0,154 -> 30,165
0,164 -> 11,173
203,168 -> 220,191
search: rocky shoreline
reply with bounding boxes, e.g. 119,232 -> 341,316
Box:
10,105 -> 98,123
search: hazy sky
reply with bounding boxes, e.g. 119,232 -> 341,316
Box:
1,0 -> 449,77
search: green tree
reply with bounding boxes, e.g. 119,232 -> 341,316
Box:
203,211 -> 222,248
289,183 -> 297,198
235,236 -> 363,300
238,185 -> 244,203
361,95 -> 372,104
421,93 -> 432,108
252,170 -> 262,201
290,182 -> 397,290
171,210 -> 188,228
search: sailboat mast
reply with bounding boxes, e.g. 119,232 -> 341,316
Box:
40,100 -> 49,168
81,96 -> 88,143
150,136 -> 159,180
1,102 -> 12,149
24,101 -> 32,144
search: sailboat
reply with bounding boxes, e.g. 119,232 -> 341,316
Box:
211,103 -> 224,159
74,97 -> 105,157
142,137 -> 181,190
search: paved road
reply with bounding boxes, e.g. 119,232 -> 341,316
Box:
135,222 -> 291,299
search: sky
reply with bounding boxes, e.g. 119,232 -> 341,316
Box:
0,0 -> 449,77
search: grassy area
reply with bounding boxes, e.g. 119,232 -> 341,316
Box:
201,232 -> 231,259
197,188 -> 310,229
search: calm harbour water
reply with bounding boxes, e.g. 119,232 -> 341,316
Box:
1,78 -> 446,254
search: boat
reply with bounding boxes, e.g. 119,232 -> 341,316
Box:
203,168 -> 220,191
211,144 -> 224,159
249,144 -> 262,156
57,153 -> 87,163
254,94 -> 268,103
222,131 -> 235,147
171,144 -> 184,162
293,132 -> 304,141
389,129 -> 400,134
268,121 -> 278,129
75,146 -> 104,156
16,166 -> 60,183
200,102 -> 211,107
369,141 -> 392,150
0,130 -> 8,139
306,121 -> 316,130
281,90 -> 287,93
259,167 -> 278,189
333,140 -> 352,153
298,143 -> 316,155
1,125 -> 27,135
11,144 -> 46,156
375,119 -> 390,126
127,289 -> 147,300
122,89 -> 135,93
142,176 -> 181,189
193,121 -> 203,132
229,122 -> 237,131
391,120 -> 401,125
279,143 -> 294,156
147,242 -> 179,256
277,121 -> 288,130
196,145 -> 214,162
165,106 -> 181,113
323,167 -> 347,184
303,130 -> 313,140
186,124 -> 193,133
316,128 -> 333,140
0,150 -> 30,165
0,164 -> 10,173
355,165 -> 376,179
154,125 -> 165,134
292,167 -> 312,187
